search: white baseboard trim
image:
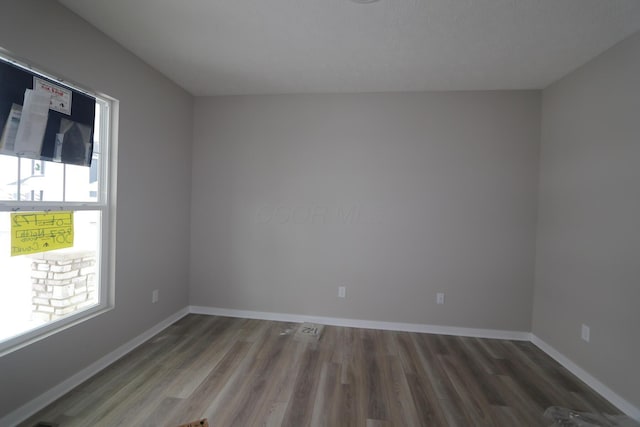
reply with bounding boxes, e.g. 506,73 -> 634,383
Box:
1,307 -> 190,427
530,334 -> 640,422
188,305 -> 531,341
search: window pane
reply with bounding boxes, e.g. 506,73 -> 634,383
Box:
0,155 -> 18,201
65,155 -> 99,202
0,210 -> 101,343
18,158 -> 64,202
0,52 -> 110,354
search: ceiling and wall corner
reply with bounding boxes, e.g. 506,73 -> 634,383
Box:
57,0 -> 640,96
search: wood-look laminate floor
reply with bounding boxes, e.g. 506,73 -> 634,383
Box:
21,315 -> 621,427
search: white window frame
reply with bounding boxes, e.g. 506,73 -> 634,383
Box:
0,53 -> 116,356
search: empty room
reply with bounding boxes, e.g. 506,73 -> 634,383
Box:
0,0 -> 639,426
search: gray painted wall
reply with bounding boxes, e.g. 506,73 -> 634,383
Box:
3,0 -> 636,419
534,31 -> 640,408
0,0 -> 192,418
190,91 -> 541,331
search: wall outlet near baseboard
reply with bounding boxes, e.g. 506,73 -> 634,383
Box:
338,286 -> 346,298
581,324 -> 590,342
436,292 -> 445,305
152,289 -> 159,304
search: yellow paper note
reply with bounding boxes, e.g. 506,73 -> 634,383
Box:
11,211 -> 74,256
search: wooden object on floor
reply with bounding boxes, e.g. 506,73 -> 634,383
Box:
21,314 -> 622,427
177,418 -> 208,427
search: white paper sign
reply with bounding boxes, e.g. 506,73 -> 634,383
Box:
14,89 -> 51,157
0,104 -> 22,153
33,77 -> 72,115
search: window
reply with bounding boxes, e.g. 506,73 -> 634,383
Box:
0,55 -> 114,355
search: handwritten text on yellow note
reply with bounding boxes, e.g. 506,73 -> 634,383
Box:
11,211 -> 74,256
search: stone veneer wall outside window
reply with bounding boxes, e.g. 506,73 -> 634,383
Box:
30,250 -> 97,322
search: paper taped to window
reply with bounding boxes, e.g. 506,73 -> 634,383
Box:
11,211 -> 74,256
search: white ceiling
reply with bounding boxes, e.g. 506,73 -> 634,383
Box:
58,0 -> 640,96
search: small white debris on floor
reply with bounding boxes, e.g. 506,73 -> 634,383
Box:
294,322 -> 324,342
